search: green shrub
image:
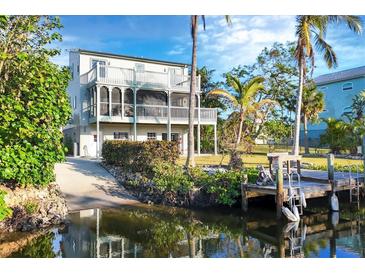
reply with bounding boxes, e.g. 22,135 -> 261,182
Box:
24,201 -> 39,215
0,17 -> 71,187
152,161 -> 193,193
0,190 -> 12,221
102,140 -> 179,174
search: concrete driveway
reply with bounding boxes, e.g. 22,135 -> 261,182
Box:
55,157 -> 140,211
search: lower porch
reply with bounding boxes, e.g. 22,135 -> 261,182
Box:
75,123 -> 217,158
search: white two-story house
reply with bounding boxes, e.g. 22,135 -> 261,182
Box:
64,49 -> 218,158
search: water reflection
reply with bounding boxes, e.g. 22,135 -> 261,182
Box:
9,204 -> 365,258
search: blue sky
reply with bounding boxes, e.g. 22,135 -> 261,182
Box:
53,15 -> 365,79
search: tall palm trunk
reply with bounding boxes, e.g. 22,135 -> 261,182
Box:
292,57 -> 305,155
186,15 -> 198,167
303,115 -> 310,154
235,111 -> 244,150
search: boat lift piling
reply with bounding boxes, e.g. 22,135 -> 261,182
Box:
241,152 -> 364,218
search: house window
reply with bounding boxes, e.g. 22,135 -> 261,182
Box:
147,132 -> 156,140
114,132 -> 129,140
93,135 -> 97,142
319,86 -> 327,91
342,82 -> 353,91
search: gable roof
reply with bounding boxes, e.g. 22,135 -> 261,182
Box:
314,66 -> 365,85
75,49 -> 189,68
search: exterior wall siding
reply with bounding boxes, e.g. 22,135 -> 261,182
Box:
305,75 -> 365,146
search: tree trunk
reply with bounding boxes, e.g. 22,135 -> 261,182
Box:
292,57 -> 305,155
303,115 -> 310,154
185,15 -> 198,167
235,112 -> 244,150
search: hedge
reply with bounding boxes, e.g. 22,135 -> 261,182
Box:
102,140 -> 180,174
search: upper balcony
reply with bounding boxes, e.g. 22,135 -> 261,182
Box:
81,64 -> 201,92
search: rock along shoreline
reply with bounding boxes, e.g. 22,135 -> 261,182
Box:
0,183 -> 68,233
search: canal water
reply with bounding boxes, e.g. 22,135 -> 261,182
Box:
6,201 -> 365,258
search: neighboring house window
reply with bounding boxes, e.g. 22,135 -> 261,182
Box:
342,82 -> 353,91
319,86 -> 327,91
114,132 -> 129,140
147,132 -> 156,140
93,135 -> 97,142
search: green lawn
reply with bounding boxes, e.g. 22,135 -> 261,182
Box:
178,145 -> 363,169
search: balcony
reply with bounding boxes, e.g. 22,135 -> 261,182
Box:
81,64 -> 201,92
88,103 -> 217,125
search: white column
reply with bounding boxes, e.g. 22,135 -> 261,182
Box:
108,86 -> 112,117
96,85 -> 100,159
167,90 -> 171,141
197,94 -> 201,155
133,88 -> 137,141
121,87 -> 124,119
214,123 -> 218,155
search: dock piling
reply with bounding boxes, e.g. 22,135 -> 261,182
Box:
276,159 -> 284,220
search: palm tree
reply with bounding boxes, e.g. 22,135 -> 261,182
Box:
208,75 -> 275,150
343,90 -> 365,121
186,16 -> 231,167
292,15 -> 362,155
301,81 -> 325,154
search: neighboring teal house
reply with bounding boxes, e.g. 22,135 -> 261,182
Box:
306,66 -> 365,145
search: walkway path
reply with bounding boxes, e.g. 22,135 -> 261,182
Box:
55,157 -> 140,211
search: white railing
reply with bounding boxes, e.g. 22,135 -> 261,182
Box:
136,70 -> 169,89
98,65 -> 134,86
89,103 -> 216,123
136,104 -> 168,118
82,64 -> 201,91
170,74 -> 200,91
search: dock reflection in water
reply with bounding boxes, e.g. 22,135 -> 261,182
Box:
9,204 -> 365,258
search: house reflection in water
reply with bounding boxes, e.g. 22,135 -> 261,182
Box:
56,206 -> 365,258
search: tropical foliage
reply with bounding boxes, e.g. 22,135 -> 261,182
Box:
292,15 -> 362,155
301,81 -> 325,153
209,75 -> 276,151
0,16 -> 72,186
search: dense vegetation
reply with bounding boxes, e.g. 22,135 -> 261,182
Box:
103,140 -> 257,206
0,190 -> 12,221
102,140 -> 180,174
0,16 -> 71,187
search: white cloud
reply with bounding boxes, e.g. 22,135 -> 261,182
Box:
167,45 -> 186,56
194,15 -> 297,76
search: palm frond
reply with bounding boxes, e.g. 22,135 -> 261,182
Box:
207,89 -> 239,107
313,32 -> 337,68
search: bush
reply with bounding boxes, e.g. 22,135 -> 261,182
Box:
203,170 -> 247,206
0,190 -> 12,221
24,201 -> 39,215
102,140 -> 179,174
0,17 -> 72,187
152,162 -> 193,193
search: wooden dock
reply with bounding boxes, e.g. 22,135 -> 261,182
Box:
241,153 -> 365,219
